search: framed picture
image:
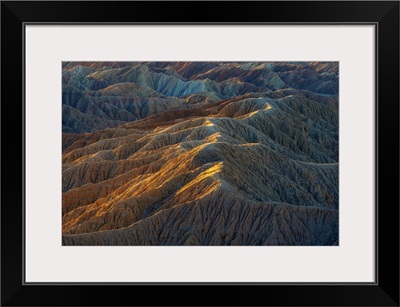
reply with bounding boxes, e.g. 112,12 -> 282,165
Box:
1,1 -> 399,306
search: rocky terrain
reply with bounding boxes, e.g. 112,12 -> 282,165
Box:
62,62 -> 339,245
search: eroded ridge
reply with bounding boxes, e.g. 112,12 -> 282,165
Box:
62,61 -> 339,246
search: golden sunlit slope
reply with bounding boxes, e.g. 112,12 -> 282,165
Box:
62,92 -> 338,245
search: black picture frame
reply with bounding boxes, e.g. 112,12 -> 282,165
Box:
1,1 -> 399,306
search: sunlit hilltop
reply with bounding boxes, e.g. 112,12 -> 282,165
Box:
62,61 -> 339,246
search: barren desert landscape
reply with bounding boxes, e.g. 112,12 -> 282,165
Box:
62,61 -> 339,245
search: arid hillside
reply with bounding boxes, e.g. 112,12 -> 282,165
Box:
62,62 -> 339,245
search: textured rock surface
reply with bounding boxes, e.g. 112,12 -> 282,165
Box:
62,62 -> 339,245
62,62 -> 338,133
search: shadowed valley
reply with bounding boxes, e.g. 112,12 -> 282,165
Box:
62,61 -> 339,245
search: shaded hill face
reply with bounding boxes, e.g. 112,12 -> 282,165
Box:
62,61 -> 339,246
62,61 -> 338,133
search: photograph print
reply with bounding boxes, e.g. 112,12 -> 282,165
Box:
62,61 -> 339,246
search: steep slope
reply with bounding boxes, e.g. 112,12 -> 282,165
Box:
62,61 -> 338,133
62,87 -> 339,245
